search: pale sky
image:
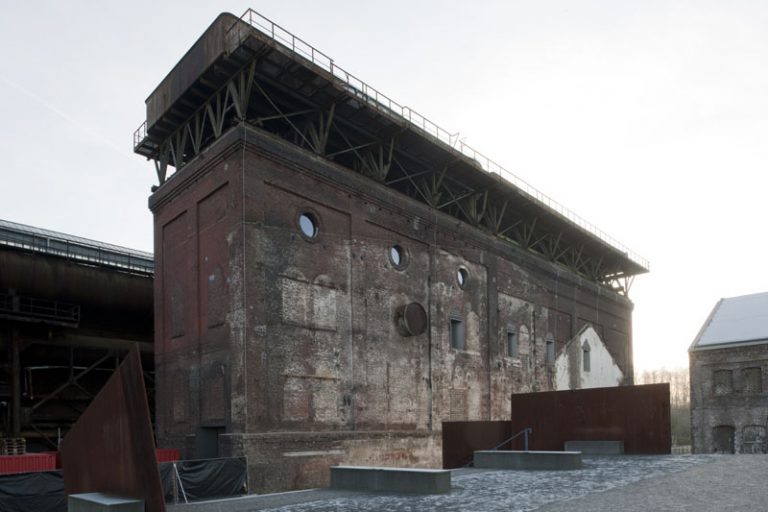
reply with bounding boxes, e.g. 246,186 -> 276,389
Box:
1,1 -> 767,373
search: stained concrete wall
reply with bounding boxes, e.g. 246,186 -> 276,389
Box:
555,325 -> 623,390
149,124 -> 634,492
690,343 -> 768,454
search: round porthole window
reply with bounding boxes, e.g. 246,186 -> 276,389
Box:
457,267 -> 469,288
389,244 -> 407,270
298,212 -> 318,240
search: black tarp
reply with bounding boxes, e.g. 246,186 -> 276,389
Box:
0,457 -> 247,509
159,457 -> 248,503
0,470 -> 65,512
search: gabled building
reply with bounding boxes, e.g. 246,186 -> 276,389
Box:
689,292 -> 768,453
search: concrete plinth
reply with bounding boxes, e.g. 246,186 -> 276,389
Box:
473,450 -> 582,470
330,466 -> 451,494
564,441 -> 624,455
68,493 -> 144,512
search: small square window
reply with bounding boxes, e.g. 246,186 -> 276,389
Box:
450,318 -> 465,350
507,331 -> 518,358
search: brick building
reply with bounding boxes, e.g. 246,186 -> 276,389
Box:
134,11 -> 648,491
690,292 -> 768,454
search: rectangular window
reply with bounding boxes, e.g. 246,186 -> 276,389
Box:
450,318 -> 465,350
507,331 -> 518,358
583,347 -> 591,372
546,337 -> 555,364
713,369 -> 733,395
743,367 -> 762,394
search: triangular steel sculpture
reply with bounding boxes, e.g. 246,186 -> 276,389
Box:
61,345 -> 165,511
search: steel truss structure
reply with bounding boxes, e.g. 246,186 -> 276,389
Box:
135,9 -> 647,294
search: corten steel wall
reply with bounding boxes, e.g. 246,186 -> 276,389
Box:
509,383 -> 671,453
149,124 -> 634,492
442,421 -> 513,469
690,344 -> 768,454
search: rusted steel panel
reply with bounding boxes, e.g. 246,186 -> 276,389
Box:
510,383 -> 671,454
146,13 -> 244,128
61,346 -> 165,511
442,421 -> 513,469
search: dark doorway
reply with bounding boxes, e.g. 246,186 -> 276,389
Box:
196,426 -> 224,459
712,425 -> 735,454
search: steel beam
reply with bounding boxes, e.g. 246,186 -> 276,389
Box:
10,327 -> 20,436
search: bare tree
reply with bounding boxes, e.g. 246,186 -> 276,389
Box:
636,367 -> 690,407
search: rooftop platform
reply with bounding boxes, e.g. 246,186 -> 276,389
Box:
134,10 -> 647,290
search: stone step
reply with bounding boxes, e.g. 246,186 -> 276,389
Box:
564,441 -> 624,455
473,450 -> 583,470
330,466 -> 451,494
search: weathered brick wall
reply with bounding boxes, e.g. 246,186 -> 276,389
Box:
690,343 -> 768,454
149,124 -> 634,492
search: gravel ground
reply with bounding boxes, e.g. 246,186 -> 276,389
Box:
535,455 -> 768,512
174,455 -> 734,512
261,456 -> 716,512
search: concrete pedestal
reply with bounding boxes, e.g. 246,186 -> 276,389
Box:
473,450 -> 583,470
68,493 -> 144,512
564,441 -> 624,455
330,466 -> 451,494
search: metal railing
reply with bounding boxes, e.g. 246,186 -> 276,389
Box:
133,8 -> 648,271
134,120 -> 148,149
492,427 -> 533,452
0,223 -> 154,275
0,292 -> 80,324
462,427 -> 533,467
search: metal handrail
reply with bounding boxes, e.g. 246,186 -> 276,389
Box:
462,427 -> 533,468
492,427 -> 533,452
134,121 -> 147,149
0,293 -> 80,323
133,8 -> 649,271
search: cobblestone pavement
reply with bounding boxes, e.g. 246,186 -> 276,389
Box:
177,455 -> 768,512
535,455 -> 768,512
259,455 -> 718,512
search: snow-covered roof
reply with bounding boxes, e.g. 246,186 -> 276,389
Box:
690,292 -> 768,351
